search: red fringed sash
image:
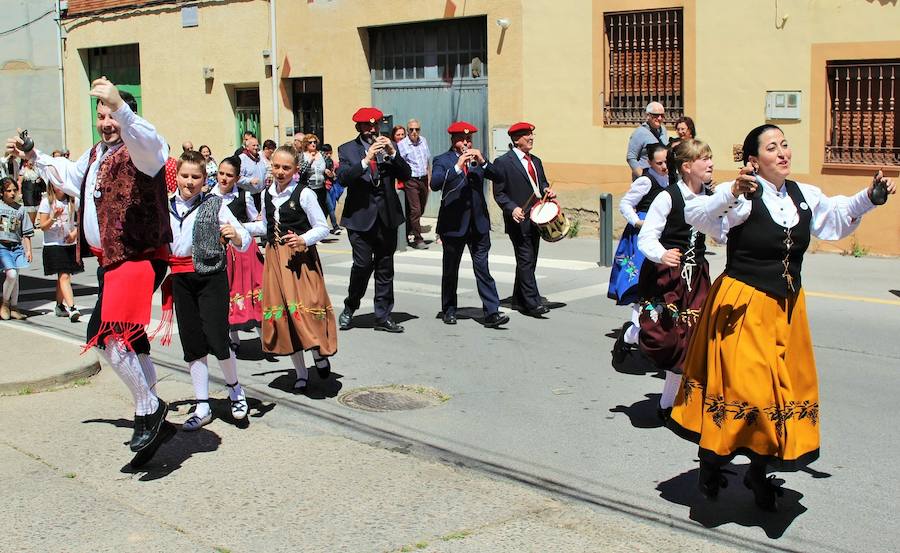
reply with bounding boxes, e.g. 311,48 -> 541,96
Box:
148,256 -> 194,346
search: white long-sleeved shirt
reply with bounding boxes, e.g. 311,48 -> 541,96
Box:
619,170 -> 669,226
33,103 -> 168,250
237,153 -> 268,193
211,186 -> 259,223
168,193 -> 250,257
243,181 -> 329,247
684,175 -> 876,242
637,180 -> 724,264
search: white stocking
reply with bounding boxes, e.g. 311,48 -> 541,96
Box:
137,353 -> 157,391
290,351 -> 308,382
189,356 -> 211,418
219,352 -> 243,400
660,370 -> 682,409
2,269 -> 17,303
100,338 -> 158,416
624,303 -> 640,345
229,330 -> 241,345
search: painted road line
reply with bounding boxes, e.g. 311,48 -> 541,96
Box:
328,261 -> 536,284
547,284 -> 610,304
805,290 -> 900,306
396,249 -> 597,270
323,274 -> 467,298
19,284 -> 99,297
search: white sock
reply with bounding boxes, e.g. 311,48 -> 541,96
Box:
624,303 -> 640,344
137,353 -> 157,391
290,351 -> 308,382
660,370 -> 682,409
2,269 -> 16,303
101,338 -> 158,416
229,330 -> 240,344
219,352 -> 243,400
189,356 -> 211,418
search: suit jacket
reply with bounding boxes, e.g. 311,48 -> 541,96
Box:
430,150 -> 496,238
337,136 -> 412,232
490,149 -> 550,233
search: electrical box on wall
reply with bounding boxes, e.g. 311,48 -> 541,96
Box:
492,126 -> 511,160
766,91 -> 801,120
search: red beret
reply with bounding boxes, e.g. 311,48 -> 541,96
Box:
447,121 -> 478,135
352,107 -> 384,124
507,122 -> 535,136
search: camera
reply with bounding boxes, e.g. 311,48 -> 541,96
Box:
19,130 -> 34,153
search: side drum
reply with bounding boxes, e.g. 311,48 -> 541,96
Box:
529,199 -> 570,243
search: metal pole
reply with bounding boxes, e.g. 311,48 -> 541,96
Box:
598,193 -> 613,266
55,0 -> 67,150
269,0 -> 280,143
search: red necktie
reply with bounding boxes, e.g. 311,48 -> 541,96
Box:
369,159 -> 378,177
525,153 -> 538,184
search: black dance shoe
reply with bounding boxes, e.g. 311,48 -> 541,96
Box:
130,399 -> 168,452
338,308 -> 354,330
697,463 -> 732,500
128,421 -> 176,469
442,309 -> 457,325
743,468 -> 784,512
524,305 -> 550,317
656,406 -> 673,422
315,357 -> 331,379
374,318 -> 404,333
612,322 -> 637,363
483,311 -> 510,328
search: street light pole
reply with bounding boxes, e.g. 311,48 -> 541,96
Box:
55,0 -> 67,150
269,0 -> 280,143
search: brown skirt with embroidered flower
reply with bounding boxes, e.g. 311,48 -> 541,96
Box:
637,258 -> 711,373
261,242 -> 337,357
668,274 -> 820,470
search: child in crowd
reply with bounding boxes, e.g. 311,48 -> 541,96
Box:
322,143 -> 343,235
210,155 -> 265,351
0,177 -> 33,320
154,151 -> 252,430
244,145 -> 336,392
37,180 -> 84,321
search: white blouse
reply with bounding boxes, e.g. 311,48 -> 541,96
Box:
619,173 -> 668,226
211,186 -> 259,223
637,181 -> 723,264
243,181 -> 329,247
168,193 -> 250,257
684,175 -> 876,242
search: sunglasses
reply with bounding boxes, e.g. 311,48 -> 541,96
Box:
308,141 -> 318,144
648,113 -> 665,119
408,127 -> 420,132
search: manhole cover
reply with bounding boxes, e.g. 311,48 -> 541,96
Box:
338,385 -> 449,412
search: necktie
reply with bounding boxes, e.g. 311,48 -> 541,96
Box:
525,153 -> 538,184
462,156 -> 469,176
369,159 -> 380,186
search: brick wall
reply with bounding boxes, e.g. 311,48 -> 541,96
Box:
65,0 -> 172,17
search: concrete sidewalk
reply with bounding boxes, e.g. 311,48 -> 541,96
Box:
0,323 -> 741,553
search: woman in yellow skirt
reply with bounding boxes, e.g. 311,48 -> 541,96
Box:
669,124 -> 895,511
245,146 -> 337,392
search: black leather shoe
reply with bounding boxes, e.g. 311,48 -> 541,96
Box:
442,309 -> 457,325
374,318 -> 404,333
412,241 -> 429,250
128,421 -> 176,469
656,406 -> 673,422
697,463 -> 732,500
743,467 -> 783,511
524,305 -> 550,317
338,308 -> 354,330
483,311 -> 510,328
612,322 -> 637,363
130,399 -> 168,452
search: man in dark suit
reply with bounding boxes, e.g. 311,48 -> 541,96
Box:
431,122 -> 510,328
336,107 -> 412,333
490,121 -> 556,317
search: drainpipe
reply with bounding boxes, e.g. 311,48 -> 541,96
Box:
269,0 -> 280,142
55,0 -> 67,150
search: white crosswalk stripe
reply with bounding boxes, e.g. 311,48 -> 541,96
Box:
396,249 -> 598,271
329,261 -> 533,284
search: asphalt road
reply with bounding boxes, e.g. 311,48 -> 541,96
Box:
15,226 -> 900,553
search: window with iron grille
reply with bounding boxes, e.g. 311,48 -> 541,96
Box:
826,60 -> 899,167
370,17 -> 487,83
603,8 -> 683,126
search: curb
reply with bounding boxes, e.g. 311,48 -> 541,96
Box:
0,352 -> 101,396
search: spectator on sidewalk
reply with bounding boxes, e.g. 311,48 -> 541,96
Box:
397,118 -> 432,249
322,143 -> 343,234
626,102 -> 668,180
199,144 -> 217,189
37,180 -> 84,322
181,141 -> 194,153
0,177 -> 33,320
17,159 -> 44,225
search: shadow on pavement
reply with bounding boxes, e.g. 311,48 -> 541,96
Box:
609,393 -> 665,429
657,466 -> 807,539
433,307 -> 512,329
82,417 -> 221,481
234,338 -> 279,362
344,311 -> 418,329
266,369 -> 343,400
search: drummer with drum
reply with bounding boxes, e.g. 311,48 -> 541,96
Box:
490,122 -> 557,317
431,121 -> 510,328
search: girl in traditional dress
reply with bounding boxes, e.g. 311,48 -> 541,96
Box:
37,180 -> 84,321
636,140 -> 717,421
0,177 -> 33,320
669,125 -> 895,511
245,146 -> 336,392
609,144 -> 669,361
211,156 -> 265,351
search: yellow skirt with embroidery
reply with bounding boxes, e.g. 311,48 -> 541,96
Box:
668,274 -> 820,470
261,242 -> 337,357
